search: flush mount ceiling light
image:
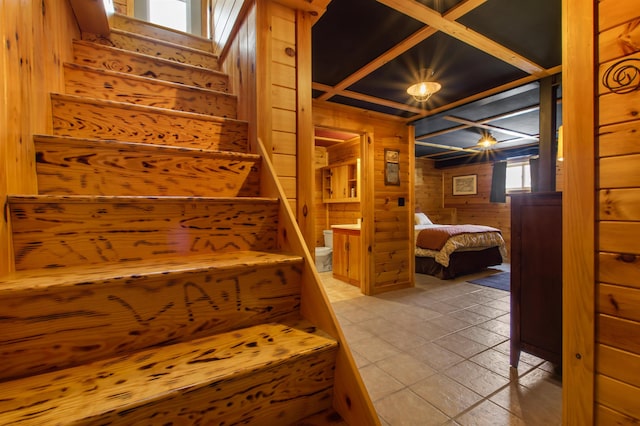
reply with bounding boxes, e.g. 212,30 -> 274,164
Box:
407,69 -> 441,102
477,131 -> 497,148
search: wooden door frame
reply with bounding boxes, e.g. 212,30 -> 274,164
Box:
562,0 -> 596,423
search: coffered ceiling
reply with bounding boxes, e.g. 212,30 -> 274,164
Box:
311,0 -> 562,167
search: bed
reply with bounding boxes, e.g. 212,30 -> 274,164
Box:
414,212 -> 507,279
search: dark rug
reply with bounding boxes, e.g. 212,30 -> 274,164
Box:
468,272 -> 510,291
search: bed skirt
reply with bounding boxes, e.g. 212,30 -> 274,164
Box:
415,246 -> 503,280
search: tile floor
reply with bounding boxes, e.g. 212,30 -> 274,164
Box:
319,264 -> 562,425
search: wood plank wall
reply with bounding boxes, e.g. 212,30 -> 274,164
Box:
313,102 -> 412,294
0,0 -> 80,275
595,1 -> 640,422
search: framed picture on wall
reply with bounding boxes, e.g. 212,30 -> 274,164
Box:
452,174 -> 477,195
384,149 -> 400,185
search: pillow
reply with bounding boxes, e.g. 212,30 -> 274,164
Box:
414,212 -> 433,225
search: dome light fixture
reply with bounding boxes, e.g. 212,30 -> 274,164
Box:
477,131 -> 497,148
407,69 -> 441,102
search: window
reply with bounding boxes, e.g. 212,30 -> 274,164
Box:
506,161 -> 531,192
135,0 -> 203,36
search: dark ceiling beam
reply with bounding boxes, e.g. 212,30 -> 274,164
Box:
415,140 -> 481,153
377,0 -> 546,75
415,105 -> 541,140
443,115 -> 539,140
312,82 -> 426,114
405,65 -> 563,122
316,0 -> 487,102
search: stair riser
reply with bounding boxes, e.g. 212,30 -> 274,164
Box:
64,64 -> 237,118
10,199 -> 279,269
85,352 -> 336,425
112,14 -> 214,52
73,41 -> 228,91
35,139 -> 260,197
83,31 -> 219,69
51,95 -> 248,152
0,263 -> 302,381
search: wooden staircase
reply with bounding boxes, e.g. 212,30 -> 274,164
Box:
0,14 -> 370,425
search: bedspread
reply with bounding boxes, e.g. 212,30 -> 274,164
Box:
415,225 -> 507,268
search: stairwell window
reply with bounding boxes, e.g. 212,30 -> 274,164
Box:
136,0 -> 202,36
506,160 -> 531,193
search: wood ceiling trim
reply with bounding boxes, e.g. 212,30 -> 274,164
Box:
316,0 -> 487,102
415,105 -> 541,140
376,0 -> 547,75
444,115 -> 540,140
313,82 -> 426,114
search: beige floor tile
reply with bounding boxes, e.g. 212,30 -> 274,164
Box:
476,318 -> 510,337
408,342 -> 465,371
434,333 -> 489,358
444,360 -> 510,397
358,363 -> 405,402
411,373 -> 483,418
428,315 -> 472,334
376,388 -> 450,426
339,323 -> 376,343
376,352 -> 437,386
349,349 -> 372,369
448,308 -> 494,326
456,400 -> 525,425
465,303 -> 508,320
457,325 -> 509,347
469,348 -> 535,379
490,381 -> 562,425
318,267 -> 561,425
377,326 -> 428,351
482,299 -> 511,312
402,320 -> 451,342
349,336 -> 402,363
337,306 -> 379,323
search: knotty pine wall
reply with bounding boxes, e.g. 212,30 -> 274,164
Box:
0,0 -> 80,275
594,2 -> 640,422
313,101 -> 413,294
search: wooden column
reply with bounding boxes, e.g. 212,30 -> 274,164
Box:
562,0 -> 595,423
537,74 -> 560,192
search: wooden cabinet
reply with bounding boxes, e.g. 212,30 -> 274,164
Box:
332,227 -> 361,286
510,192 -> 562,368
322,160 -> 359,203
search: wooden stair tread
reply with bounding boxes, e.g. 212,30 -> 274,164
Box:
8,193 -> 277,204
51,92 -> 246,124
0,250 -> 302,292
0,323 -> 338,425
106,28 -> 219,57
33,134 -> 260,160
72,39 -> 228,91
111,13 -> 215,52
73,39 -> 225,76
63,62 -> 237,117
64,62 -> 235,98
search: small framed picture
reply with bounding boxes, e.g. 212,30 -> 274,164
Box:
452,174 -> 477,195
384,149 -> 400,185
